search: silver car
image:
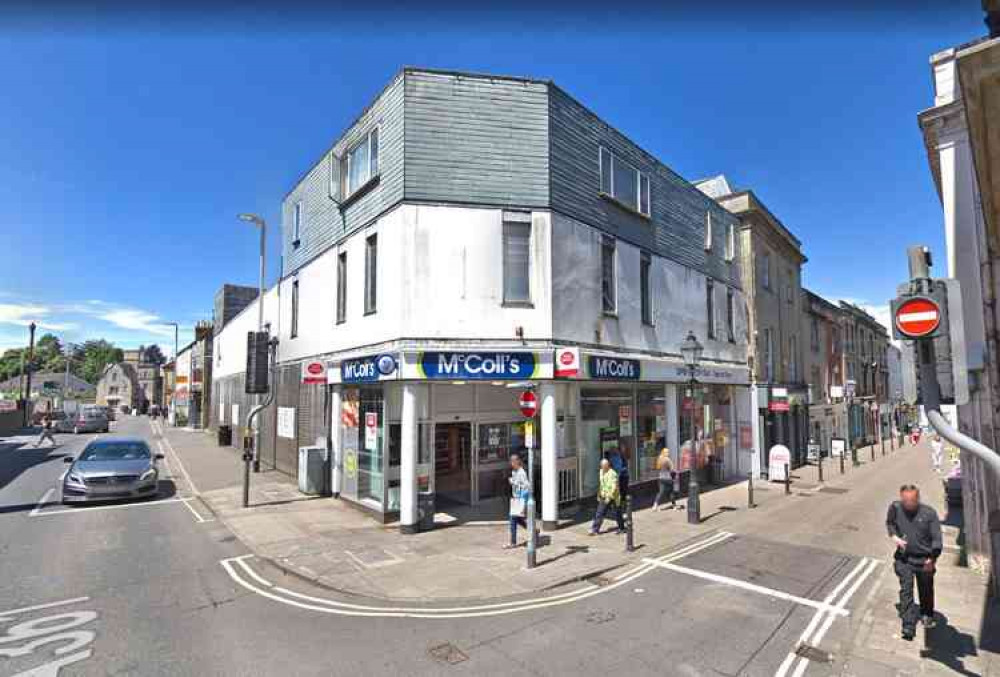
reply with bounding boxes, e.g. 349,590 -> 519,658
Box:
62,437 -> 163,503
70,408 -> 110,434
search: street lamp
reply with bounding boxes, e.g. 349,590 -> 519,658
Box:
165,323 -> 179,424
238,213 -> 267,475
680,331 -> 704,525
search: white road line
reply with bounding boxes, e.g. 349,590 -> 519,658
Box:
0,596 -> 90,619
220,531 -> 735,618
159,433 -> 200,495
31,496 -> 193,517
642,559 -> 850,616
29,488 -> 56,517
788,559 -> 879,677
775,558 -> 870,677
180,497 -> 214,523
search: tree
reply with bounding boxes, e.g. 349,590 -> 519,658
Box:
78,340 -> 124,384
142,344 -> 166,365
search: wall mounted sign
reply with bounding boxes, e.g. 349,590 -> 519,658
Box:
364,412 -> 379,451
277,406 -> 296,439
301,360 -> 326,385
587,356 -> 641,380
418,352 -> 537,380
554,347 -> 580,378
340,354 -> 398,383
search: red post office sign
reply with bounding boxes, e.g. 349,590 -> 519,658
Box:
301,360 -> 326,385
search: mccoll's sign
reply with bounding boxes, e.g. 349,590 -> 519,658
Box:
418,352 -> 538,380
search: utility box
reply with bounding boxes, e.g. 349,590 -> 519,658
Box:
298,446 -> 327,495
218,425 -> 232,447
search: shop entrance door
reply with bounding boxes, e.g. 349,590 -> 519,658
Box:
435,422 -> 472,506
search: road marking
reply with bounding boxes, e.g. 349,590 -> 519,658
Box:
219,531 -> 735,619
0,597 -> 90,620
28,489 -> 55,517
30,496 -> 193,517
774,557 -> 879,677
180,497 -> 214,523
155,427 -> 200,496
641,559 -> 850,616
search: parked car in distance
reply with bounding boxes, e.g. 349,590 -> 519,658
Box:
70,408 -> 110,434
62,438 -> 164,504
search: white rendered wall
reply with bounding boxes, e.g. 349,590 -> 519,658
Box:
213,286 -> 281,379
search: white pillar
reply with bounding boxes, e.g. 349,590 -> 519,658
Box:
540,383 -> 558,531
400,383 -> 419,534
330,387 -> 342,498
750,385 -> 762,479
665,384 -> 679,465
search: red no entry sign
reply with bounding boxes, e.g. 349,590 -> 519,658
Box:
895,297 -> 940,338
518,389 -> 538,418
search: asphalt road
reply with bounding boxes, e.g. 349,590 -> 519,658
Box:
0,416 -> 886,677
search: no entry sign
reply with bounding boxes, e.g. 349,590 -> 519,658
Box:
518,389 -> 538,418
895,297 -> 941,338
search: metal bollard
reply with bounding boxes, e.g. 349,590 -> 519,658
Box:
242,436 -> 253,508
871,445 -> 875,462
784,463 -> 791,495
881,435 -> 886,456
852,447 -> 860,468
840,452 -> 845,475
526,494 -> 537,569
748,471 -> 756,508
818,455 -> 824,483
625,494 -> 635,552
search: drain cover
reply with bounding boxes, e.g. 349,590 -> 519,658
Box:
428,643 -> 469,665
818,487 -> 849,494
795,643 -> 833,663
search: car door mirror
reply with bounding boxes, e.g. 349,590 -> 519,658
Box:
63,457 -> 73,464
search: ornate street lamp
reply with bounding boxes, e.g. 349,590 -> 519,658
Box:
680,331 -> 703,524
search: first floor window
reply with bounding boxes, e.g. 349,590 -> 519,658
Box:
726,287 -> 735,342
706,279 -> 715,339
343,127 -> 379,197
502,218 -> 531,304
601,236 -> 616,313
599,146 -> 651,216
365,234 -> 377,314
291,280 -> 299,338
337,252 -> 347,324
640,252 -> 652,325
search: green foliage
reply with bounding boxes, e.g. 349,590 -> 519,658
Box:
0,337 -> 125,386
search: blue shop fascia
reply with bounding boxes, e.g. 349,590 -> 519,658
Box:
322,346 -> 749,522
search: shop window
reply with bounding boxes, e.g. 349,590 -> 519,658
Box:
580,387 -> 635,497
637,386 -> 667,482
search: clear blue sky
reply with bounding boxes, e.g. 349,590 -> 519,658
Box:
0,5 -> 987,352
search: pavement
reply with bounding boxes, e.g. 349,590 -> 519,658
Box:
1,415 -> 995,676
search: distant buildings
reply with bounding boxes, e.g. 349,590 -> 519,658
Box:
95,362 -> 142,412
172,322 -> 214,428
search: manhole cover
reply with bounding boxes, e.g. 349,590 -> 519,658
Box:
795,643 -> 833,663
428,643 -> 469,665
819,487 -> 849,494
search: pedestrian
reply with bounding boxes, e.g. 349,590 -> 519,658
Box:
607,446 -> 630,502
652,444 -> 678,511
35,413 -> 57,448
930,435 -> 944,473
589,458 -> 624,535
503,453 -> 531,549
886,484 -> 942,640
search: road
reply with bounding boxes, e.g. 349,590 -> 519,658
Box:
0,416 -> 899,676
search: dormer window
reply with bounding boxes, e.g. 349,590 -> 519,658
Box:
343,127 -> 379,198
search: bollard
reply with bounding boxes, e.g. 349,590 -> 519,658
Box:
871,445 -> 876,462
840,452 -> 846,475
818,455 -> 824,483
526,494 -> 537,569
747,471 -> 756,508
625,494 -> 635,552
784,463 -> 791,495
881,436 -> 886,457
852,447 -> 860,468
242,436 -> 253,508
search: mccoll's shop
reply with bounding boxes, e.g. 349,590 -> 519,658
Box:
325,347 -> 751,524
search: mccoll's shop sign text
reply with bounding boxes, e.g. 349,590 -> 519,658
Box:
418,351 -> 538,380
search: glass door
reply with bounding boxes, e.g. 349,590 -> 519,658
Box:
434,421 -> 472,507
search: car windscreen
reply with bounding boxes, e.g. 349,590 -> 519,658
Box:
79,443 -> 150,461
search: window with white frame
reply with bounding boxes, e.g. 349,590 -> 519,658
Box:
725,223 -> 736,262
763,328 -> 774,381
640,251 -> 652,325
760,251 -> 771,290
601,236 -> 617,313
706,278 -> 715,339
342,127 -> 379,198
364,233 -> 377,315
293,201 -> 302,242
704,211 -> 713,251
502,216 -> 532,304
599,147 -> 650,216
290,279 -> 299,339
789,335 -> 798,382
336,252 -> 347,324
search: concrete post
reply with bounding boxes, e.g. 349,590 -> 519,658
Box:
400,383 -> 419,534
540,383 -> 558,531
330,387 -> 342,498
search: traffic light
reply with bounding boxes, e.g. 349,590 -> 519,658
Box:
245,331 -> 270,394
893,248 -> 969,407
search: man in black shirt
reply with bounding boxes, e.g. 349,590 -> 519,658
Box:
886,484 -> 943,640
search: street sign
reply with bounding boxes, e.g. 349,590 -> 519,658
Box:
302,360 -> 326,385
894,297 -> 940,339
518,389 -> 538,418
364,412 -> 378,451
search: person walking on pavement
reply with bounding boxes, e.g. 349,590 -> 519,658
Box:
590,458 -> 624,535
929,435 -> 944,474
607,447 -> 630,503
35,413 -> 57,448
886,484 -> 943,640
652,444 -> 678,511
504,453 -> 532,549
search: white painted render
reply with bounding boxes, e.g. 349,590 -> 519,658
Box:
213,286 -> 281,379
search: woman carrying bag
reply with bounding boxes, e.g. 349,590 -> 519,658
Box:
504,453 -> 532,549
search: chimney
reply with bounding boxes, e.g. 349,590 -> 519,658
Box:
987,0 -> 1000,38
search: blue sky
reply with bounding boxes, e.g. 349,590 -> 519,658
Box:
0,5 -> 986,353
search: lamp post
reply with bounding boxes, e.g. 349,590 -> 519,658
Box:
238,213 -> 267,473
680,331 -> 704,525
165,323 -> 179,424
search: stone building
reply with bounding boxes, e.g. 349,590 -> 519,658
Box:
123,347 -> 163,411
697,175 -> 810,467
801,289 -> 846,451
838,302 -> 890,448
95,362 -> 142,413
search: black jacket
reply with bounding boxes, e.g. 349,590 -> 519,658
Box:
886,501 -> 943,563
